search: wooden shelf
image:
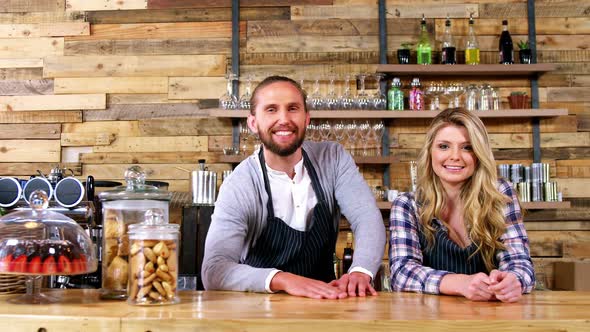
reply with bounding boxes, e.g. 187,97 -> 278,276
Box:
219,154 -> 398,164
377,200 -> 571,211
208,109 -> 567,119
376,64 -> 557,76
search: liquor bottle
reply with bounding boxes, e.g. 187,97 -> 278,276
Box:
387,78 -> 404,110
465,14 -> 480,65
416,14 -> 432,65
409,78 -> 424,110
499,19 -> 514,64
441,15 -> 456,64
342,232 -> 354,274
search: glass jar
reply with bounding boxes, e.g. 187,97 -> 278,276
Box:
98,166 -> 171,300
127,209 -> 179,305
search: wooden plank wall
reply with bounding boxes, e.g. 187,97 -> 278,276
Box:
0,0 -> 588,290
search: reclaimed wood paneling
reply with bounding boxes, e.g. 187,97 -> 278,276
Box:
0,23 -> 89,38
557,178 -> 590,198
0,38 -> 64,58
92,136 -> 207,153
0,124 -> 60,139
0,0 -> 65,12
480,1 -> 590,18
536,50 -> 590,63
0,59 -> 43,69
138,118 -> 232,136
83,163 -> 230,180
292,4 -> 477,20
108,94 -> 198,104
148,0 -> 332,9
546,87 -> 590,102
62,121 -> 140,136
248,19 -> 424,37
86,7 -> 290,24
526,221 -> 590,231
242,51 -> 380,65
435,18 -> 590,36
65,38 -> 233,56
0,110 -> 81,123
54,77 -> 168,94
168,77 -> 225,99
68,21 -> 240,41
83,103 -> 207,121
44,55 -> 226,77
0,80 -> 53,96
556,160 -> 590,178
528,231 -> 590,258
0,140 -> 60,162
80,151 -> 222,164
0,11 -> 84,23
0,94 -> 106,111
0,162 -> 81,176
65,0 -> 148,11
61,133 -> 117,146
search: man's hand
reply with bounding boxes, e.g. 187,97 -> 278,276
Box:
329,272 -> 377,297
270,272 -> 347,299
488,270 -> 522,303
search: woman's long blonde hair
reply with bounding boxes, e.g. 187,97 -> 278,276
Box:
416,108 -> 509,272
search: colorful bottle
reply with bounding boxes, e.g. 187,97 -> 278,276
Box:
342,232 -> 354,275
499,19 -> 514,64
416,14 -> 432,65
441,15 -> 456,64
387,78 -> 404,110
409,78 -> 425,110
465,14 -> 480,65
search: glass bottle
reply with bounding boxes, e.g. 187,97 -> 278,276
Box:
409,78 -> 425,110
465,14 -> 480,65
416,14 -> 432,65
499,19 -> 514,64
441,15 -> 456,64
387,78 -> 404,111
342,232 -> 354,275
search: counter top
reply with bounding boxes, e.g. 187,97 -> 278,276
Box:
0,290 -> 589,331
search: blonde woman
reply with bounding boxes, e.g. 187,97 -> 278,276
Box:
389,108 -> 534,302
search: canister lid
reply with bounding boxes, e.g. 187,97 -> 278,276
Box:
128,208 -> 179,237
99,166 -> 172,202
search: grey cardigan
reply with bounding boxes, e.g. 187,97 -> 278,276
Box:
202,141 -> 386,292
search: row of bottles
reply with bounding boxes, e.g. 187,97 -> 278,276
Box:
414,14 -> 514,65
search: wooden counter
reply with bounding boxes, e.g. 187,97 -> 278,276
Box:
0,290 -> 588,332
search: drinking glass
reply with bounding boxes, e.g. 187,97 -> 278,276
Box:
219,73 -> 238,110
426,82 -> 445,110
371,121 -> 385,156
445,82 -> 465,108
324,75 -> 339,110
338,74 -> 354,110
370,73 -> 387,110
307,77 -> 324,110
238,75 -> 253,110
332,120 -> 347,146
465,84 -> 479,111
354,73 -> 370,110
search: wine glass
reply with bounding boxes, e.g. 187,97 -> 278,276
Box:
371,121 -> 385,156
338,74 -> 354,110
307,77 -> 324,110
238,75 -> 253,110
324,75 -> 339,110
370,73 -> 387,110
358,120 -> 372,156
332,120 -> 347,146
219,73 -> 238,110
445,82 -> 465,108
354,73 -> 370,110
426,81 -> 445,110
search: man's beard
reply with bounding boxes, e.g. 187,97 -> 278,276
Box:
257,124 -> 306,157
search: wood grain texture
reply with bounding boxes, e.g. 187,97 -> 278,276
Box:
557,160 -> 590,178
480,1 -> 590,18
62,121 -> 140,136
0,11 -> 84,23
248,19 -> 424,37
0,123 -> 60,139
0,110 -> 81,123
0,140 -> 60,162
546,87 -> 590,102
0,94 -> 106,111
68,21 -> 241,40
0,37 -> 63,58
0,79 -> 53,96
0,0 -> 65,12
65,0 -> 148,11
292,4 -> 477,20
138,118 -> 232,136
108,94 -> 199,104
557,178 -> 590,198
0,68 -> 42,80
83,163 -> 230,180
92,136 -> 207,153
61,133 -> 117,146
80,151 -> 223,164
64,38 -> 233,56
83,103 -> 207,121
0,162 -> 81,176
148,0 -> 332,9
0,23 -> 89,38
85,7 -> 290,24
44,55 -> 225,77
168,77 -> 225,99
54,77 -> 168,94
0,58 -> 43,69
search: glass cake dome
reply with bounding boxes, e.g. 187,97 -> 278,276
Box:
0,190 -> 97,304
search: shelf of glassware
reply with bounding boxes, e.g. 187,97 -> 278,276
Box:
208,109 -> 568,119
375,64 -> 557,76
219,154 -> 398,164
375,200 -> 571,211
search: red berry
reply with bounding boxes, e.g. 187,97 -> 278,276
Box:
0,254 -> 13,272
57,255 -> 72,274
27,256 -> 42,274
42,256 -> 58,274
11,255 -> 27,273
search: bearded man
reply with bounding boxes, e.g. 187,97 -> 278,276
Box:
202,76 -> 385,299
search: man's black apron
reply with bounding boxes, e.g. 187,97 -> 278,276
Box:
243,148 -> 337,282
419,221 -> 490,274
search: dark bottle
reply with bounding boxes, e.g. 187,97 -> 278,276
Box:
342,232 -> 354,274
499,19 -> 514,64
441,15 -> 456,64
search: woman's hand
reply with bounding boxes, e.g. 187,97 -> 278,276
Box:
461,273 -> 496,301
488,270 -> 523,303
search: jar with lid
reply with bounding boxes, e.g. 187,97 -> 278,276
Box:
98,166 -> 172,300
127,209 -> 179,305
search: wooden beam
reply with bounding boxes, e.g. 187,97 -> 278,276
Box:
83,103 -> 207,121
0,110 -> 81,123
0,162 -> 81,176
0,38 -> 64,58
80,151 -> 223,164
82,163 -> 231,180
291,4 -> 477,20
0,124 -> 60,139
0,140 -> 60,162
0,0 -> 65,12
0,59 -> 43,69
61,133 -> 117,146
0,11 -> 85,24
65,0 -> 147,11
54,77 -> 168,94
168,77 -> 225,99
0,94 -> 106,111
147,0 -> 331,9
138,118 -> 232,136
0,68 -> 42,80
64,38 -> 233,56
62,121 -> 140,135
44,55 -> 225,77
0,23 -> 89,38
92,136 -> 207,153
0,80 -> 53,96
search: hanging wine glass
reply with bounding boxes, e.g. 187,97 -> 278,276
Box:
238,75 -> 253,110
324,75 -> 339,110
338,74 -> 354,110
219,73 -> 238,110
358,120 -> 372,156
354,73 -> 370,110
307,76 -> 324,110
370,73 -> 387,110
371,120 -> 385,156
332,120 -> 346,146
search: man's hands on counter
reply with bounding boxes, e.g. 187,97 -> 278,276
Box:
269,272 -> 376,299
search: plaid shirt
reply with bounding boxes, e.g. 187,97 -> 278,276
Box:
389,178 -> 535,294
